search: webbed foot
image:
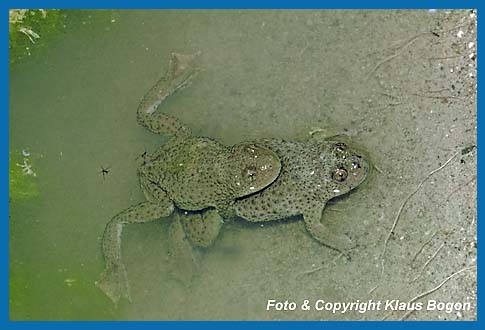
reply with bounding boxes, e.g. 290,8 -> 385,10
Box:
96,263 -> 131,305
167,215 -> 199,285
137,51 -> 201,136
303,207 -> 356,256
97,201 -> 174,305
168,51 -> 202,84
308,128 -> 350,144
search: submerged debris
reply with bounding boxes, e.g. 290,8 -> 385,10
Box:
18,27 -> 40,44
9,150 -> 38,202
16,159 -> 36,177
9,9 -> 63,65
64,278 -> 76,287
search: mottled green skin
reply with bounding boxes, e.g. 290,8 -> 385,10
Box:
231,137 -> 369,251
171,136 -> 370,274
96,52 -> 282,305
139,136 -> 281,212
135,52 -> 282,211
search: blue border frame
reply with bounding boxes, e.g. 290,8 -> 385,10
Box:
1,0 -> 482,9
3,1 -> 481,329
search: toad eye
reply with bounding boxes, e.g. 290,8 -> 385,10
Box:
332,167 -> 348,182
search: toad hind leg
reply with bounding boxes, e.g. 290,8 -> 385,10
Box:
181,209 -> 223,248
136,52 -> 200,137
96,200 -> 174,305
302,205 -> 355,255
166,215 -> 199,285
166,209 -> 223,285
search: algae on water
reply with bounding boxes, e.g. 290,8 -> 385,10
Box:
9,151 -> 38,202
9,9 -> 64,65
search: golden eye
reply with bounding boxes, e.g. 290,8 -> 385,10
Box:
332,167 -> 348,182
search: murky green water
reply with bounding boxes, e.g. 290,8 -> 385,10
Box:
10,10 -> 476,320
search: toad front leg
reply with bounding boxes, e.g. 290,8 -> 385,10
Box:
303,204 -> 355,255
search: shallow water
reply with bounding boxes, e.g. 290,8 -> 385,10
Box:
10,10 -> 476,320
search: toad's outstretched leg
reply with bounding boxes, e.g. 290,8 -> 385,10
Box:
303,205 -> 355,255
136,52 -> 201,137
166,209 -> 223,285
96,199 -> 174,305
97,167 -> 176,304
166,215 -> 198,285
